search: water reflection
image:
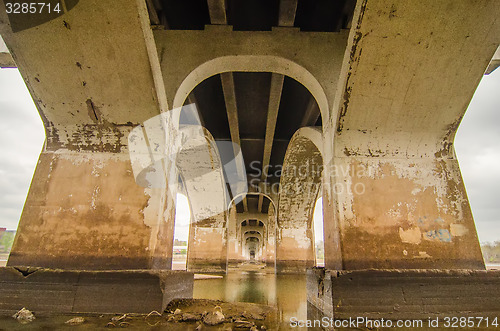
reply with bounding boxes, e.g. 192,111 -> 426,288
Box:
194,270 -> 307,326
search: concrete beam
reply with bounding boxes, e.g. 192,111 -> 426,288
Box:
220,72 -> 241,150
145,0 -> 160,25
219,72 -> 249,212
485,46 -> 500,75
207,0 -> 227,25
0,35 -> 15,68
300,97 -> 321,127
259,74 -> 284,211
207,4 -> 250,213
278,0 -> 298,27
256,1 -> 297,210
186,92 -> 206,127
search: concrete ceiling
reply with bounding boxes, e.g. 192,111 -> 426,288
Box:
154,0 -> 357,214
149,0 -> 356,32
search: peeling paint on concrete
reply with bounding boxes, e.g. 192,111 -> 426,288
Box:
450,223 -> 469,237
399,227 -> 421,245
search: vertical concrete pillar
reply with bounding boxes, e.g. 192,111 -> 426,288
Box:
0,0 -> 176,270
180,128 -> 229,273
8,151 -> 172,270
276,128 -> 323,273
326,0 -> 500,270
266,206 -> 277,268
322,126 -> 343,270
226,205 -> 240,266
187,221 -> 227,273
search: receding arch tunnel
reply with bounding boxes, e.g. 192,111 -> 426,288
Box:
181,71 -> 325,272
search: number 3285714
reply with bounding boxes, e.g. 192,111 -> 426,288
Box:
5,2 -> 61,14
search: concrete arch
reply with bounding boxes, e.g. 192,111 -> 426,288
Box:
172,55 -> 330,124
177,126 -> 228,273
276,126 -> 324,273
242,233 -> 264,246
177,126 -> 227,226
244,230 -> 263,237
241,220 -> 266,228
229,192 -> 277,215
278,127 -> 323,228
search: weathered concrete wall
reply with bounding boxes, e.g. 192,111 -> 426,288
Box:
307,268 -> 500,320
179,128 -> 229,273
7,151 -> 170,269
154,26 -> 348,117
266,207 -> 277,267
226,205 -> 240,265
0,0 -> 174,270
323,0 -> 500,270
187,226 -> 227,273
0,267 -> 193,314
0,35 -> 15,68
277,128 -> 323,273
335,157 -> 483,269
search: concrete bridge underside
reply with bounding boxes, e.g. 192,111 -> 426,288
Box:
0,0 -> 499,282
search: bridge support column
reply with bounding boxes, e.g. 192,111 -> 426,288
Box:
187,224 -> 227,273
334,156 -> 484,269
324,0 -> 500,270
276,226 -> 315,273
265,207 -> 276,268
8,150 -> 172,270
276,127 -> 323,273
226,205 -> 240,267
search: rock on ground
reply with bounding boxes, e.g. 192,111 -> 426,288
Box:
165,299 -> 277,329
12,308 -> 35,324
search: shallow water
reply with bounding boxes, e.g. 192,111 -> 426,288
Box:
194,270 -> 308,326
0,270 -> 311,330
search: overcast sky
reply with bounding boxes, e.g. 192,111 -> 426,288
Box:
0,66 -> 499,245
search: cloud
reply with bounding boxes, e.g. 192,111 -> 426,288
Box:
0,68 -> 44,230
173,194 -> 191,241
455,69 -> 500,243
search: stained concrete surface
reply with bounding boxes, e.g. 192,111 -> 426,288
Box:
0,267 -> 193,315
1,269 -> 500,330
307,268 -> 500,321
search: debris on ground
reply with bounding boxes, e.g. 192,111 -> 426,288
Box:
202,306 -> 225,325
111,313 -> 129,322
65,316 -> 86,325
165,298 -> 276,329
144,310 -> 162,326
182,312 -> 202,321
234,319 -> 256,329
12,307 -> 35,324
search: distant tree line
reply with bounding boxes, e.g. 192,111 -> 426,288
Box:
316,241 -> 324,260
481,242 -> 500,264
0,231 -> 15,253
